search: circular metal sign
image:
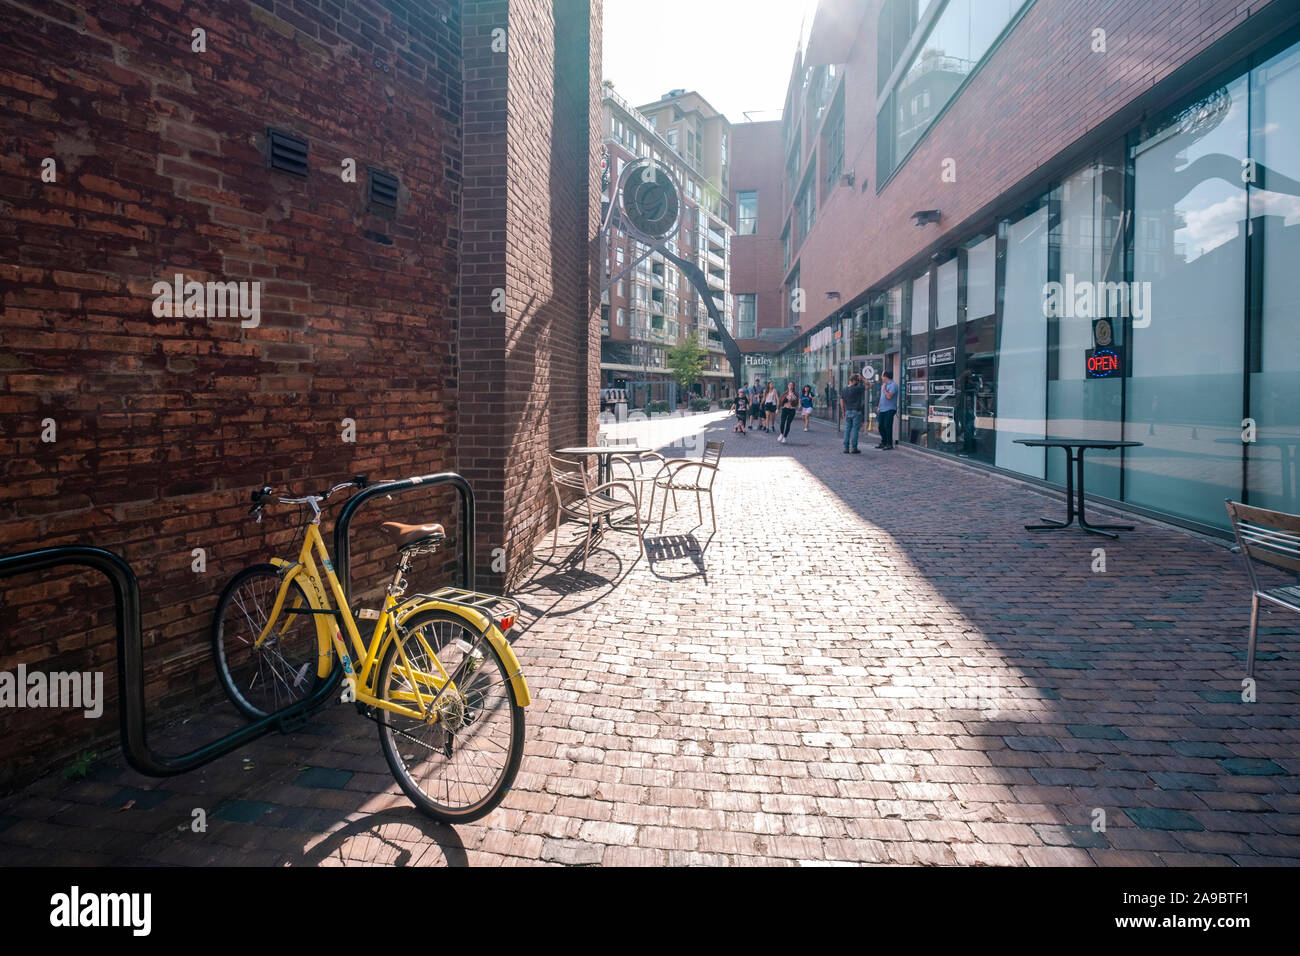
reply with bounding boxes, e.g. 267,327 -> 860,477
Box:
621,159 -> 679,239
862,365 -> 876,381
1095,318 -> 1113,347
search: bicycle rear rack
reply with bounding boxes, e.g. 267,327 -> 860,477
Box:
0,471 -> 478,778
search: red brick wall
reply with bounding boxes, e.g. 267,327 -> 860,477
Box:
767,0 -> 1295,325
459,0 -> 600,589
728,120 -> 786,339
0,0 -> 598,787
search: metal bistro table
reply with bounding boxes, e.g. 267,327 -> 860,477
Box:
553,445 -> 653,487
1014,438 -> 1144,538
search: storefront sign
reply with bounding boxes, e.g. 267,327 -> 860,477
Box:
743,354 -> 771,366
907,380 -> 927,396
929,347 -> 955,366
906,355 -> 928,370
929,378 -> 956,397
928,405 -> 954,423
1085,347 -> 1123,378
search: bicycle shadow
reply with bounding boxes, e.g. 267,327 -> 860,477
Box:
282,806 -> 468,867
506,536 -> 633,627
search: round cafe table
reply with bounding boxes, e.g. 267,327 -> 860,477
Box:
1014,439 -> 1143,538
553,445 -> 652,487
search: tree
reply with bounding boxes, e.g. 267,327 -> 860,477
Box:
666,338 -> 706,400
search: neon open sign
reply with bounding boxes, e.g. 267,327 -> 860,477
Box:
1085,347 -> 1122,378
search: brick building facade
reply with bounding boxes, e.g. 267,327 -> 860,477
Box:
0,0 -> 600,787
737,0 -> 1300,530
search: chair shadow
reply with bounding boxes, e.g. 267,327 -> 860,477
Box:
283,806 -> 468,867
644,531 -> 711,583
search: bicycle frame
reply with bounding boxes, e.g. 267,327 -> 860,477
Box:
256,522 -> 529,722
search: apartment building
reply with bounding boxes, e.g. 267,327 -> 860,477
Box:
601,84 -> 735,405
732,0 -> 1300,536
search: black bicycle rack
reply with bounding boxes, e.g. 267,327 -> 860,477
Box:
0,472 -> 476,778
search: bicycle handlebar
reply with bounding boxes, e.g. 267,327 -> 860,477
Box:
248,474 -> 369,521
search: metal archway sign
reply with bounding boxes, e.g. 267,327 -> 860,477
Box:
602,158 -> 742,391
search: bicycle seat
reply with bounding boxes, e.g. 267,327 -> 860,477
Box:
380,521 -> 446,550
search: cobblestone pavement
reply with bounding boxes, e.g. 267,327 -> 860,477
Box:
3,411 -> 1298,866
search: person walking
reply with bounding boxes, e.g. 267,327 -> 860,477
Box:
733,388 -> 749,436
876,369 -> 898,449
800,384 -> 814,431
763,381 -> 778,433
777,381 -> 799,443
840,372 -> 865,453
750,378 -> 765,431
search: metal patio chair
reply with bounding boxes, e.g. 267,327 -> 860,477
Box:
608,444 -> 668,522
655,440 -> 724,533
549,454 -> 643,570
1225,499 -> 1300,677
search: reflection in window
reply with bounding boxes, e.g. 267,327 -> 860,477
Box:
737,190 -> 757,235
882,0 -> 1027,175
737,294 -> 757,339
1248,41 -> 1300,514
1127,78 -> 1248,528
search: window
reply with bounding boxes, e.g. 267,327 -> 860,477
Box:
617,308 -> 626,326
737,191 -> 757,235
796,169 -> 816,245
879,0 -> 1027,179
616,279 -> 625,298
788,265 -> 801,327
667,128 -> 678,150
1127,77 -> 1249,527
785,131 -> 802,197
616,245 -> 624,266
737,294 -> 757,338
823,92 -> 845,195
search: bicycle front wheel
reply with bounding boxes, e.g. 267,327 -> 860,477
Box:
376,610 -> 525,823
212,563 -> 324,720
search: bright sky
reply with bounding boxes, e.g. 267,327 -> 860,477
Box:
601,0 -> 821,124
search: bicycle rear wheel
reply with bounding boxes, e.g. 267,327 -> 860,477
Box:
212,563 -> 323,720
375,609 -> 524,823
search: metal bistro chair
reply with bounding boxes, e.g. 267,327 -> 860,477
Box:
549,454 -> 643,570
655,440 -> 724,533
607,442 -> 668,523
1225,499 -> 1300,677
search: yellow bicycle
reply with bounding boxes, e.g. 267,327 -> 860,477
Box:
210,476 -> 529,823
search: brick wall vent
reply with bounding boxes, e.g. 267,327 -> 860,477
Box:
368,168 -> 399,213
267,127 -> 309,176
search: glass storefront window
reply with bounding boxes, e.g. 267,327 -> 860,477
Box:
1248,41 -> 1300,515
962,234 -> 997,463
995,206 -> 1049,477
1127,75 -> 1248,529
1046,149 -> 1125,498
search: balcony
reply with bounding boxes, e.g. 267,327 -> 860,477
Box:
705,249 -> 724,270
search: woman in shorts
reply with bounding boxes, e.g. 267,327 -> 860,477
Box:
800,384 -> 814,431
